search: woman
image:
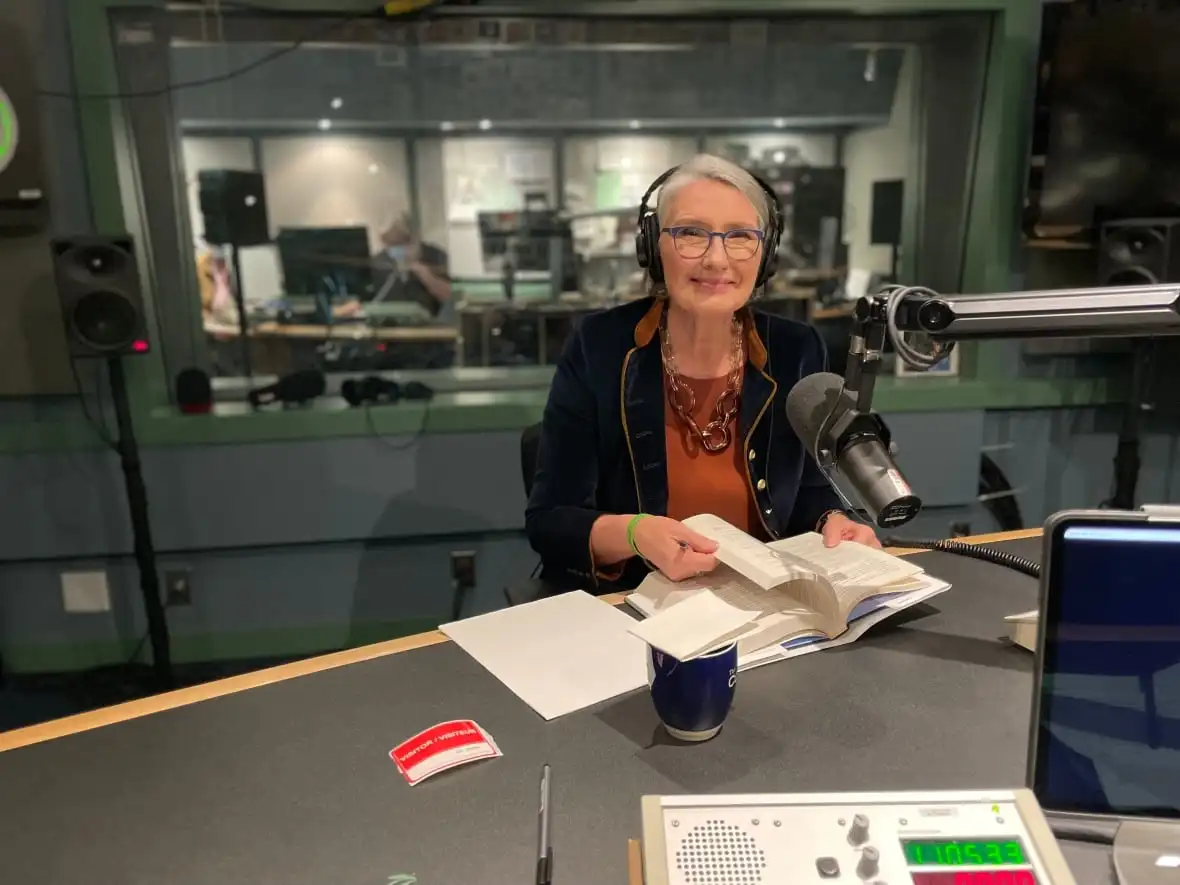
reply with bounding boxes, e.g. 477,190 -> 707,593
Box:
526,154 -> 879,592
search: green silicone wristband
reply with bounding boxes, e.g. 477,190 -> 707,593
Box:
626,513 -> 649,559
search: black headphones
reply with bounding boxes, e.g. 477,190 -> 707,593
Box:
634,165 -> 785,289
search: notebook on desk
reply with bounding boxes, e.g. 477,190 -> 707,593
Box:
625,514 -> 951,668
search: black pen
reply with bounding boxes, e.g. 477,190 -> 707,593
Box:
536,763 -> 554,885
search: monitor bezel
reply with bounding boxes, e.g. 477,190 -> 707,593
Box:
1025,508 -> 1180,820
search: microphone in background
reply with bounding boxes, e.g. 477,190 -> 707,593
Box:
247,369 -> 326,409
175,367 -> 212,415
342,375 -> 434,407
785,372 -> 922,528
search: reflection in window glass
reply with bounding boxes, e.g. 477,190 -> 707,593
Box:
162,15 -> 920,388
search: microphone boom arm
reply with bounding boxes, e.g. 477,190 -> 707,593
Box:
848,283 -> 1180,407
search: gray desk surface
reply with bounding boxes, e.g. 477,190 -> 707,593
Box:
0,538 -> 1115,885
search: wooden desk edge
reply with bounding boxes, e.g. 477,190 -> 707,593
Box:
0,528 -> 1041,753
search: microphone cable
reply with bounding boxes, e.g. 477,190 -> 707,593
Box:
878,283 -> 955,371
881,536 -> 1042,579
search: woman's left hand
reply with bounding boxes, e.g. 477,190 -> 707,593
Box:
821,512 -> 882,548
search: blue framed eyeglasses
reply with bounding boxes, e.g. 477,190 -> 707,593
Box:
661,226 -> 765,259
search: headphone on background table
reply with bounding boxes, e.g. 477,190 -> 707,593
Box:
634,165 -> 786,289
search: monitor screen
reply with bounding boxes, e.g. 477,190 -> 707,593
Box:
1033,520 -> 1180,817
276,226 -> 373,300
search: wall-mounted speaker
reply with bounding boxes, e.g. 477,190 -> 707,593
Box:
786,166 -> 846,269
198,169 -> 270,247
0,24 -> 48,229
50,235 -> 150,358
1098,218 -> 1180,285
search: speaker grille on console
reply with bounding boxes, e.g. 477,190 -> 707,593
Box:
675,819 -> 766,885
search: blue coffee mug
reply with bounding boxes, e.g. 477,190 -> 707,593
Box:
647,641 -> 738,742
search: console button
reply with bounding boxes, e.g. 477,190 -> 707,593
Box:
816,857 -> 841,878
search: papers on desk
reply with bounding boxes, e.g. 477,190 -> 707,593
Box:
440,591 -> 648,720
627,589 -> 759,660
1005,609 -> 1039,652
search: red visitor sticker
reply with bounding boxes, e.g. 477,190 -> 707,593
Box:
389,719 -> 501,786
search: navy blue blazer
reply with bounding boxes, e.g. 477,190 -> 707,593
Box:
525,297 -> 844,591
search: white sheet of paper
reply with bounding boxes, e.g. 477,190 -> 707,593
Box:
1004,609 -> 1039,623
627,589 -> 760,661
683,514 -> 815,589
768,532 -> 925,588
441,591 -> 647,720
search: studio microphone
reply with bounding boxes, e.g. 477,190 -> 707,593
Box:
785,372 -> 922,528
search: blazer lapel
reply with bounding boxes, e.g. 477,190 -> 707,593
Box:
739,363 -> 776,446
621,340 -> 668,516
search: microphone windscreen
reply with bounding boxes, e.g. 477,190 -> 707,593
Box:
175,367 -> 212,414
785,372 -> 847,456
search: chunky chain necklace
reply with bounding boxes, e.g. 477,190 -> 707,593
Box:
660,313 -> 744,453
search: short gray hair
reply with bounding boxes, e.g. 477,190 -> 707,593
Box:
656,153 -> 770,230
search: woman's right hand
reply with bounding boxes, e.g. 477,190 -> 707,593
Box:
632,516 -> 720,582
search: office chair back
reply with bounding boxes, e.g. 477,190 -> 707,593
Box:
521,422 -> 542,498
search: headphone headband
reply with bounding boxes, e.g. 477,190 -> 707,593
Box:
634,163 -> 784,288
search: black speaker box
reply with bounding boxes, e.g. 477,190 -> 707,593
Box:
788,167 -> 846,268
0,23 -> 48,229
870,179 -> 904,246
198,169 -> 270,247
1098,218 -> 1180,286
50,235 -> 150,358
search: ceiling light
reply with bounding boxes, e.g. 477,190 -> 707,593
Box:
440,121 -> 455,132
774,118 -> 786,128
628,120 -> 641,130
330,97 -> 343,110
773,151 -> 786,163
478,119 -> 492,130
317,118 -> 331,131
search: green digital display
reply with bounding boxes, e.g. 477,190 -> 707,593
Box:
903,839 -> 1027,866
0,86 -> 17,174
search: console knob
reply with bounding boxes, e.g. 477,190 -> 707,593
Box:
848,814 -> 870,845
858,846 -> 880,879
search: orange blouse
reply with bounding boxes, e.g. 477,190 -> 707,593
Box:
663,374 -> 765,539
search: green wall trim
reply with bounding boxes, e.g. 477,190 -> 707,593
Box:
0,375 -> 1119,454
2,619 -> 440,674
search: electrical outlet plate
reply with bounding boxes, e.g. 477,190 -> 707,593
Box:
450,550 -> 477,589
61,571 -> 111,613
164,569 -> 192,606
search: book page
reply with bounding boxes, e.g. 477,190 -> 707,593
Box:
628,565 -> 839,651
769,532 -> 924,587
683,514 -> 816,590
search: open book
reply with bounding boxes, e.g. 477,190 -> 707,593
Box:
625,513 -> 950,664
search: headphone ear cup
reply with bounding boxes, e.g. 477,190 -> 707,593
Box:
756,227 -> 781,288
641,213 -> 665,284
634,230 -> 649,270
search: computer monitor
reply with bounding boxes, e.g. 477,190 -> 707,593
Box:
276,226 -> 373,301
477,210 -> 578,285
1030,512 -> 1180,818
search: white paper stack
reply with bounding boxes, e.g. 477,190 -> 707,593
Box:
440,591 -> 648,720
626,589 -> 759,660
